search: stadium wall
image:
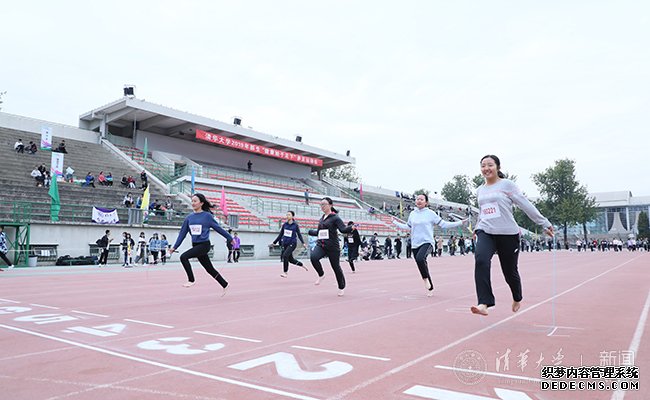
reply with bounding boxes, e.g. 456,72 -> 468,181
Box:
0,112 -> 100,143
25,223 -> 283,266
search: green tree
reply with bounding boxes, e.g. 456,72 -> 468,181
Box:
322,164 -> 359,183
532,159 -> 595,248
575,188 -> 598,243
441,175 -> 473,205
472,174 -> 484,189
638,211 -> 650,240
0,91 -> 6,111
472,172 -> 517,189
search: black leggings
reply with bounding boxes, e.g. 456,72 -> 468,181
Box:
180,242 -> 228,288
412,243 -> 434,290
0,251 -> 12,266
310,246 -> 345,289
474,230 -> 521,307
281,243 -> 301,272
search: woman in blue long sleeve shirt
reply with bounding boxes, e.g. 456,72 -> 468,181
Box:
271,211 -> 308,277
169,193 -> 233,296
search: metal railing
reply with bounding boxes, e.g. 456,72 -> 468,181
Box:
2,200 -> 185,226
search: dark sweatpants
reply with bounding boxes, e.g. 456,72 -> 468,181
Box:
310,246 -> 345,289
281,243 -> 301,273
412,243 -> 434,291
180,241 -> 228,288
474,230 -> 521,307
0,251 -> 12,266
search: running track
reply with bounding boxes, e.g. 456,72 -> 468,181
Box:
0,251 -> 647,399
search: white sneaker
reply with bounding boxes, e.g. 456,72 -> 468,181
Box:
314,276 -> 324,285
183,282 -> 195,288
221,285 -> 229,297
338,289 -> 345,297
280,273 -> 288,278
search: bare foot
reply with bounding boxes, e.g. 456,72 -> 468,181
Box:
470,304 -> 489,316
512,301 -> 521,312
183,282 -> 195,288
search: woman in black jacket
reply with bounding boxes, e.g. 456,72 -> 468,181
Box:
308,197 -> 353,296
344,221 -> 361,272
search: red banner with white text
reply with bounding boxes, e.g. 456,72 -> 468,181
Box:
196,130 -> 323,167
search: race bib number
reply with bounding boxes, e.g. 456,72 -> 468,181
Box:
480,202 -> 501,220
284,230 -> 293,238
190,225 -> 202,235
347,237 -> 354,243
318,230 -> 329,240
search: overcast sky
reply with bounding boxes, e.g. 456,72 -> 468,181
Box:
2,1 -> 648,198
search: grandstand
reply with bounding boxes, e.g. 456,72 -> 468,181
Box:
9,94 -> 642,267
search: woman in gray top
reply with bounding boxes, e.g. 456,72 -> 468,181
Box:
471,155 -> 554,316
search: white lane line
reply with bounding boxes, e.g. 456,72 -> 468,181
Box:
194,330 -> 261,343
434,365 -> 542,382
329,256 -> 641,400
30,304 -> 60,310
71,310 -> 109,318
0,324 -> 319,400
534,324 -> 584,330
291,345 -> 390,362
611,289 -> 650,400
0,298 -> 20,303
123,319 -> 173,329
546,327 -> 559,336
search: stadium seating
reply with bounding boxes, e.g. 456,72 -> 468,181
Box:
0,128 -> 189,224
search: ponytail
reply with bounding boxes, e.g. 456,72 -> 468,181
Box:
497,171 -> 505,178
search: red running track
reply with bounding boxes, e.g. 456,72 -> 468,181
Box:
0,251 -> 647,400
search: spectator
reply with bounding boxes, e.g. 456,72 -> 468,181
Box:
83,172 -> 95,188
43,171 -> 51,187
159,234 -> 169,264
97,171 -> 107,186
304,188 -> 310,205
140,170 -> 148,189
97,229 -> 112,266
65,166 -> 75,183
247,160 -> 252,172
123,193 -> 133,208
31,167 -> 44,187
120,175 -> 129,187
149,233 -> 161,265
105,172 -> 113,186
55,140 -> 67,153
164,197 -> 174,220
232,232 -> 241,262
27,141 -> 37,154
384,236 -> 393,258
149,199 -> 159,214
127,175 -> 136,189
135,195 -> 142,208
0,225 -> 14,270
14,139 -> 24,154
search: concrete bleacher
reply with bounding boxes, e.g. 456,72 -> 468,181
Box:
113,143 -> 317,194
0,128 -> 189,224
194,185 -> 403,235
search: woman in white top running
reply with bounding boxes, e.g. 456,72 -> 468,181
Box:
471,155 -> 554,316
394,194 -> 466,296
